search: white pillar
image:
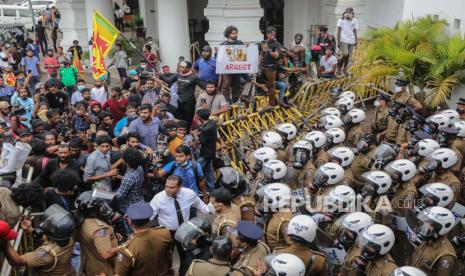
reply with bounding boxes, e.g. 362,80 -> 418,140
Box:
323,0 -> 367,37
204,0 -> 263,47
57,0 -> 87,49
157,0 -> 190,69
139,0 -> 158,41
85,0 -> 115,43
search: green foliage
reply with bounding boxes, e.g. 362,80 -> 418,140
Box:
354,15 -> 465,107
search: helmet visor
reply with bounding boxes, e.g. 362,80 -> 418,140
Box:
174,221 -> 204,250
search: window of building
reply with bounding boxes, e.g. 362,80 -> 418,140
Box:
454,19 -> 461,29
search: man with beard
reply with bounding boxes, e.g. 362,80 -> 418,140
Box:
0,101 -> 13,138
33,143 -> 81,187
260,27 -> 282,106
91,79 -> 109,105
128,104 -> 160,150
218,26 -> 243,104
45,83 -> 69,114
138,78 -> 160,105
193,46 -> 218,85
195,80 -> 228,117
69,138 -> 89,174
160,62 -> 203,127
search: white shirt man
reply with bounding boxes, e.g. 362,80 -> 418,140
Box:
150,175 -> 211,231
337,17 -> 358,45
91,83 -> 108,105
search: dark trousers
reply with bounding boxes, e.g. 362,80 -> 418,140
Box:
262,68 -> 278,106
38,38 -> 48,57
170,230 -> 189,276
219,74 -> 241,103
178,100 -> 196,128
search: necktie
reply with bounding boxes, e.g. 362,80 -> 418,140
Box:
173,196 -> 184,226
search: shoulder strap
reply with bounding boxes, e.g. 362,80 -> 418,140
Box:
38,246 -> 58,272
191,160 -> 199,182
167,162 -> 177,177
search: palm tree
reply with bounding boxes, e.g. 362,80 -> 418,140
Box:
351,15 -> 465,108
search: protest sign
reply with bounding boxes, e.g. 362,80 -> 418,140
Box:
216,45 -> 259,74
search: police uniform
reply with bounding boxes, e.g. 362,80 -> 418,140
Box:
277,148 -> 288,163
115,202 -> 173,276
234,221 -> 271,276
232,195 -> 256,222
411,235 -> 457,276
187,259 -> 244,276
298,161 -> 317,189
346,123 -> 365,147
350,147 -> 375,191
77,218 -> 118,276
385,117 -> 401,144
315,149 -> 330,168
340,245 -> 363,276
365,254 -> 397,276
264,211 -> 293,251
432,171 -> 462,203
212,203 -> 241,236
364,195 -> 393,225
274,243 -> 330,276
23,239 -> 74,276
395,122 -> 409,146
393,90 -> 423,111
371,94 -> 390,134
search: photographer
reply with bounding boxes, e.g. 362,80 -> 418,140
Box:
10,86 -> 34,129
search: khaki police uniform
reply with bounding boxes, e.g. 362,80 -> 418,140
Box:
186,259 -> 244,276
264,211 -> 293,251
115,226 -> 172,276
277,149 -> 288,163
346,124 -> 365,147
340,245 -> 363,276
394,91 -> 423,111
315,149 -> 330,168
365,254 -> 397,276
274,243 -> 329,276
395,122 -> 408,146
364,195 -> 393,225
411,235 -> 457,276
432,171 -> 462,203
350,148 -> 375,191
298,161 -> 317,189
234,241 -> 270,276
77,218 -> 118,276
232,195 -> 255,222
23,239 -> 74,276
212,204 -> 241,236
372,105 -> 389,134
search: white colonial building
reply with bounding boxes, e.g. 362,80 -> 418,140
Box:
59,0 -> 465,69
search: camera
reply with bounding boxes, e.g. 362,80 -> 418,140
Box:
13,108 -> 26,116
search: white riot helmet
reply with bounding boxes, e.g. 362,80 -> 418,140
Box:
454,120 -> 465,137
263,183 -> 292,210
313,162 -> 344,187
426,113 -> 450,129
416,206 -> 455,240
344,108 -> 366,125
339,91 -> 356,101
292,140 -> 313,169
429,148 -> 458,169
441,109 -> 460,124
359,224 -> 395,260
276,123 -> 298,141
384,159 -> 417,183
324,128 -> 346,145
361,171 -> 393,196
327,146 -> 355,168
335,97 -> 354,114
392,266 -> 427,276
412,139 -> 440,157
304,131 -> 326,149
417,183 -> 454,212
319,115 -> 344,130
339,212 -> 374,246
287,215 -> 317,244
325,185 -> 356,212
263,160 -> 287,181
262,131 -> 283,150
265,253 -> 305,276
321,107 -> 341,118
252,147 -> 277,171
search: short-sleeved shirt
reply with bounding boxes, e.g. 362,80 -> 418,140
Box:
58,66 -> 78,87
262,40 -> 283,69
320,55 -> 338,72
337,18 -> 358,44
23,240 -> 74,276
128,117 -> 160,150
195,92 -> 228,115
114,50 -> 128,69
162,160 -> 204,193
193,57 -> 218,83
20,56 -> 40,76
84,149 -> 112,191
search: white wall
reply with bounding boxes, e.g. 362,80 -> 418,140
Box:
283,0 -> 322,48
364,0 -> 404,29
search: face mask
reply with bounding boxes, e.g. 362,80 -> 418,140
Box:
60,64 -> 65,67
394,86 -> 403,93
457,108 -> 465,115
77,85 -> 85,91
374,100 -> 380,107
134,76 -> 139,80
206,202 -> 217,213
141,64 -> 146,69
178,160 -> 188,167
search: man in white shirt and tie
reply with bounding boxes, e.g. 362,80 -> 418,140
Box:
150,175 -> 211,231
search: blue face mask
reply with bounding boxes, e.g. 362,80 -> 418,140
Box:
77,85 -> 85,91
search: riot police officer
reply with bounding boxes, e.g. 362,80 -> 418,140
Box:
391,75 -> 423,112
344,108 -> 366,147
261,253 -> 306,276
2,204 -> 75,276
75,190 -> 119,276
324,127 -> 346,149
359,170 -> 394,224
274,215 -> 330,276
262,131 -> 287,162
327,146 -> 356,187
335,96 -> 355,116
186,235 -> 244,276
372,92 -> 391,135
392,266 -> 427,276
410,206 -> 457,275
424,148 -> 461,201
275,123 -> 298,161
210,188 -> 241,237
304,131 -> 330,167
233,220 -> 271,276
350,133 -> 377,190
115,202 -> 172,276
308,162 -> 345,199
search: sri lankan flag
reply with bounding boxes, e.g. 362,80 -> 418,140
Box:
92,10 -> 119,80
73,47 -> 85,77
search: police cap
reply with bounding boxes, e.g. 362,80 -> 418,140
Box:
237,220 -> 263,244
127,202 -> 153,220
457,98 -> 465,106
414,131 -> 432,140
438,127 -> 458,137
377,92 -> 391,101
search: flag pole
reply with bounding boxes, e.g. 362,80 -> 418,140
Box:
117,32 -> 154,69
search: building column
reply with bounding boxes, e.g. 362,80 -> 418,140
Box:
157,0 -> 190,69
85,0 -> 115,43
139,0 -> 158,41
204,0 -> 263,47
56,0 -> 87,49
323,0 -> 368,36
